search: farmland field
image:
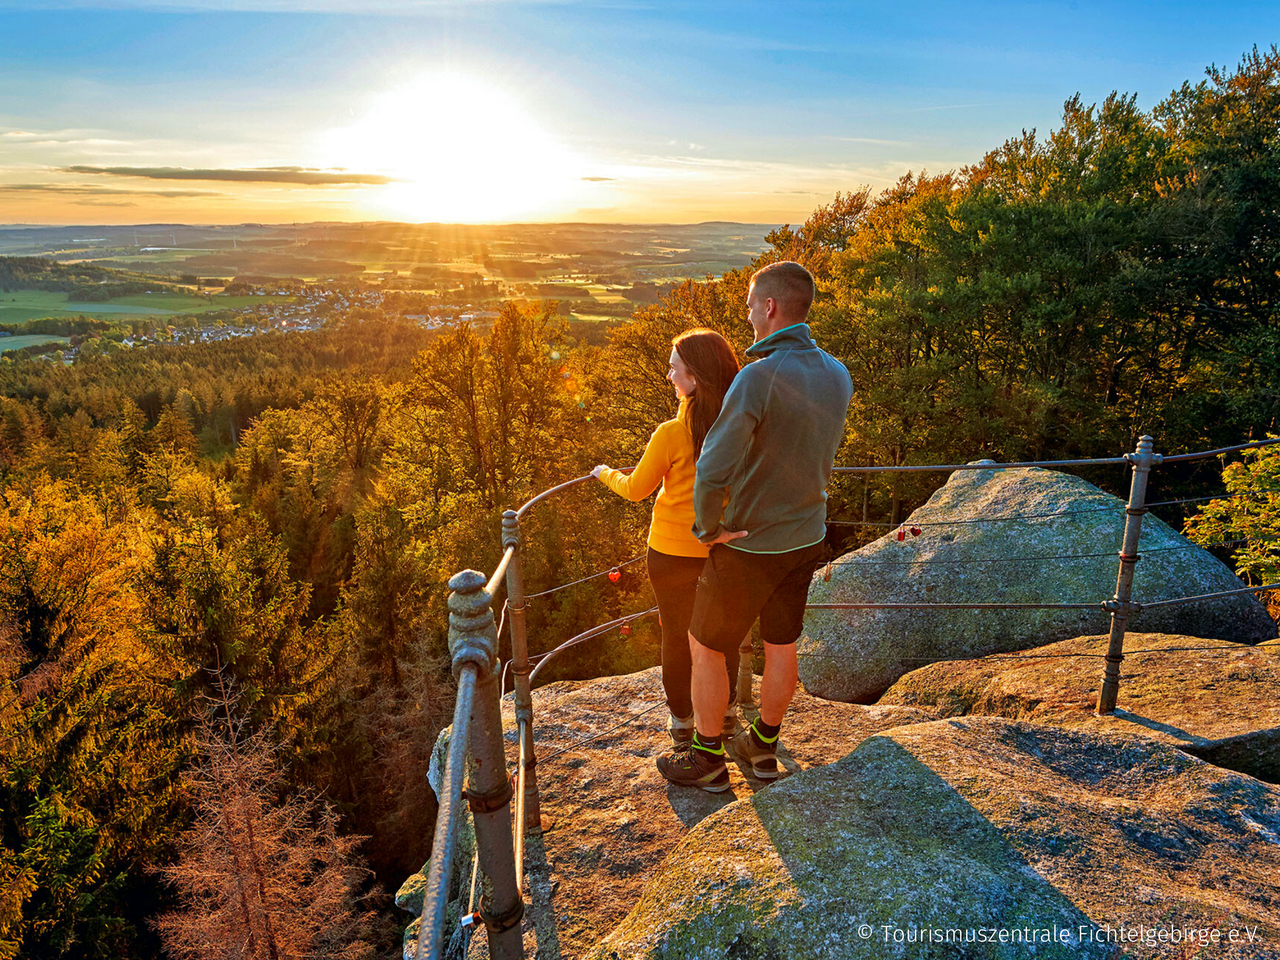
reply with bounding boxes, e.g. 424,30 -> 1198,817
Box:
0,334 -> 70,354
583,283 -> 628,304
0,291 -> 293,324
568,312 -> 624,323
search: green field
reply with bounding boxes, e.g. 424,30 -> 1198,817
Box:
0,291 -> 293,324
569,312 -> 625,323
0,335 -> 70,354
583,283 -> 628,304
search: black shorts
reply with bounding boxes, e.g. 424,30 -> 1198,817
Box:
689,542 -> 824,655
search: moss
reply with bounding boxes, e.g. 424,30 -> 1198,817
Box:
801,468 -> 1275,703
591,718 -> 1280,960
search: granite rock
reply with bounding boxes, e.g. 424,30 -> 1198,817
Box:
800,466 -> 1276,703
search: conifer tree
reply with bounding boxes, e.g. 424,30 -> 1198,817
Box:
0,481 -> 182,959
155,672 -> 372,960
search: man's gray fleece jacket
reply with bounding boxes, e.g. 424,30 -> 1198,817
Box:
692,323 -> 853,553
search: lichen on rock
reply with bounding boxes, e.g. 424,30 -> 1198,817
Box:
879,632 -> 1280,783
397,667 -> 938,959
592,717 -> 1280,960
800,465 -> 1277,703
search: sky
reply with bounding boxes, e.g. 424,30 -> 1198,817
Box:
0,0 -> 1276,225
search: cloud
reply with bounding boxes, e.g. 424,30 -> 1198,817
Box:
63,165 -> 397,185
1,127 -> 135,148
0,183 -> 221,198
581,176 -> 616,182
3,128 -> 97,140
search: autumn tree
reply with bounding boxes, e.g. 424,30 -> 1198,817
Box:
156,674 -> 372,960
1184,439 -> 1280,617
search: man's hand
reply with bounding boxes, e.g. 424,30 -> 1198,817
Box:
590,464 -> 607,479
708,527 -> 748,546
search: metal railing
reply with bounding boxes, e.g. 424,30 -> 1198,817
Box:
414,433 -> 1280,959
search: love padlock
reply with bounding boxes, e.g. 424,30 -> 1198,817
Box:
910,526 -> 922,537
608,568 -> 621,583
620,623 -> 632,636
896,527 -> 906,542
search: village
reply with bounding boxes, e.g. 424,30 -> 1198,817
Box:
27,281 -> 500,365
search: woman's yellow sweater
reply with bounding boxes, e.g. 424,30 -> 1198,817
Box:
598,398 -> 708,558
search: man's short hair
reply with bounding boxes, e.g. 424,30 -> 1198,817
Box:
750,261 -> 815,320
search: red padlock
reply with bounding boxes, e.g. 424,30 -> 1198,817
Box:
896,527 -> 906,542
910,526 -> 922,537
608,568 -> 621,583
620,623 -> 632,636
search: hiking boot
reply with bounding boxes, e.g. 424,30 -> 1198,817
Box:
721,707 -> 738,738
667,712 -> 695,748
729,722 -> 779,780
656,743 -> 730,793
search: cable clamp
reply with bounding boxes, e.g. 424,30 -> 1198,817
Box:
1101,598 -> 1143,616
464,779 -> 513,815
480,895 -> 525,935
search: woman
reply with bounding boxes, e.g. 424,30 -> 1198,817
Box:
591,328 -> 742,746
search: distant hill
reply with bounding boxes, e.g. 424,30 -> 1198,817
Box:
0,256 -> 179,297
0,256 -> 123,291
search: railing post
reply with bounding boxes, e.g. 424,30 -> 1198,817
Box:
503,511 -> 544,836
446,570 -> 524,959
1097,435 -> 1161,716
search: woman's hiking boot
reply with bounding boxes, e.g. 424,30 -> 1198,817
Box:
667,712 -> 695,748
729,720 -> 779,780
667,709 -> 736,746
722,704 -> 738,738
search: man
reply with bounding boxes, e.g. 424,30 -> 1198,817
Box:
657,260 -> 853,792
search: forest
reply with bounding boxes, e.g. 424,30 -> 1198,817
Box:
1,48 -> 1278,959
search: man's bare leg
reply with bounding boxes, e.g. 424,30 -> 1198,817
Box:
689,632 -> 729,740
759,641 -> 798,727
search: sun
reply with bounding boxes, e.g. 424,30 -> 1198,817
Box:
324,71 -> 586,222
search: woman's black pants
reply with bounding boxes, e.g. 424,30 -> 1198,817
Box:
646,547 -> 739,719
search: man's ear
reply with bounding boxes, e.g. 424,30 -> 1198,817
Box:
766,297 -> 778,319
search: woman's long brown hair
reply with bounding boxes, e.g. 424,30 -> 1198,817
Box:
673,328 -> 740,457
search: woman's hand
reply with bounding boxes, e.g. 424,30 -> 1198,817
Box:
590,465 -> 608,479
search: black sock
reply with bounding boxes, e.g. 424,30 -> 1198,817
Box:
753,718 -> 781,741
692,731 -> 723,754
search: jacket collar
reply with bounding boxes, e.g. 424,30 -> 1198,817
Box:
746,322 -> 815,358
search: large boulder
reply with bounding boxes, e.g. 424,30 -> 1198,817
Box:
800,465 -> 1276,703
591,718 -> 1280,960
398,667 -> 938,960
879,632 -> 1280,783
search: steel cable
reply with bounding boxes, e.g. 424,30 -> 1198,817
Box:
524,553 -> 646,600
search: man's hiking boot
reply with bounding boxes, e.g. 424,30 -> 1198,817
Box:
656,743 -> 730,792
667,712 -> 695,748
729,721 -> 779,780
